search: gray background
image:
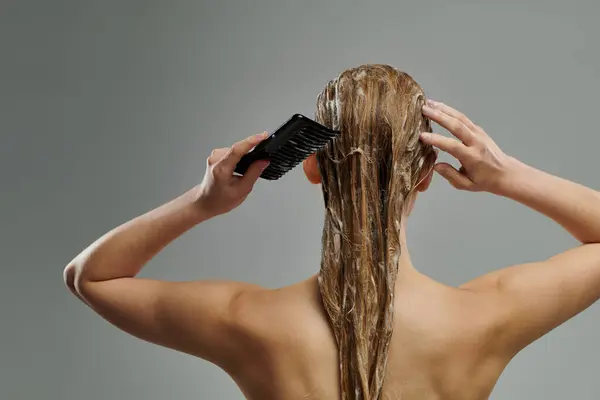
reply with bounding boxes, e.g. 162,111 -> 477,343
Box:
1,0 -> 599,399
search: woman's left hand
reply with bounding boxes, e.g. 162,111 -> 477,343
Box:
195,131 -> 270,217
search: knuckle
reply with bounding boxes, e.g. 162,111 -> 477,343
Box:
475,125 -> 488,137
208,166 -> 218,179
455,122 -> 467,136
208,148 -> 228,165
207,150 -> 218,165
463,147 -> 476,160
447,139 -> 461,152
447,119 -> 459,132
457,113 -> 469,125
449,179 -> 462,189
212,163 -> 226,177
228,144 -> 240,157
476,144 -> 489,159
425,133 -> 438,145
427,107 -> 440,119
207,168 -> 218,181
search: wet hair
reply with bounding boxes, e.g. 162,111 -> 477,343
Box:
315,64 -> 435,399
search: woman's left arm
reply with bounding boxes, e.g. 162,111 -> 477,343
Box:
63,132 -> 270,366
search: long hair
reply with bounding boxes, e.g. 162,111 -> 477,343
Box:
315,64 -> 435,400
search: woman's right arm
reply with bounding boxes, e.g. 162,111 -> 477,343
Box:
421,99 -> 600,355
498,159 -> 600,245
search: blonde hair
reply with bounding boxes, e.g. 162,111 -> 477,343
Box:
315,64 -> 435,399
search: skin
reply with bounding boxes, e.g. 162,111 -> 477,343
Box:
64,100 -> 600,399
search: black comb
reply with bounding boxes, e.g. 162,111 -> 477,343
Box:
234,114 -> 340,180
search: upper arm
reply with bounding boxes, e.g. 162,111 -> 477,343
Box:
68,273 -> 261,367
462,243 -> 600,355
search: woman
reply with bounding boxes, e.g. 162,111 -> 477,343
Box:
64,64 -> 600,399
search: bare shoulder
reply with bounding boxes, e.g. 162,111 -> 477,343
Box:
224,277 -> 338,398
417,282 -> 517,395
394,276 -> 511,355
231,277 -> 332,348
456,245 -> 600,356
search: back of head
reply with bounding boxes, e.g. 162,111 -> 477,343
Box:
314,64 -> 435,399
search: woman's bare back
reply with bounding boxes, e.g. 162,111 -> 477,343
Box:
228,272 -> 511,400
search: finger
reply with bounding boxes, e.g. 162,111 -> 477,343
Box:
434,162 -> 475,191
239,160 -> 270,191
207,148 -> 230,166
420,132 -> 469,160
427,99 -> 478,132
422,104 -> 475,145
221,131 -> 269,170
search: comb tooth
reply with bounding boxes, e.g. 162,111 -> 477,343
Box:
271,158 -> 301,171
306,123 -> 334,135
268,159 -> 287,168
318,125 -> 338,135
307,131 -> 333,146
296,132 -> 323,146
273,159 -> 302,171
299,130 -> 334,149
294,136 -> 327,153
272,152 -> 291,161
299,127 -> 326,140
279,142 -> 312,157
263,166 -> 283,177
263,172 -> 278,180
268,157 -> 288,168
272,146 -> 297,158
294,132 -> 324,149
279,151 -> 310,164
284,145 -> 312,156
285,144 -> 319,157
270,153 -> 299,168
311,127 -> 334,139
264,170 -> 285,180
269,166 -> 286,174
303,126 -> 334,140
284,144 -> 312,157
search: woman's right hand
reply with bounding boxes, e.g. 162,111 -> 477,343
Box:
420,99 -> 516,194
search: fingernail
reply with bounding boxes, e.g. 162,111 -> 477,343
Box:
427,99 -> 438,107
420,132 -> 430,139
260,160 -> 270,170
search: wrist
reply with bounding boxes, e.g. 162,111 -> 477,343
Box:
490,156 -> 531,197
184,186 -> 218,223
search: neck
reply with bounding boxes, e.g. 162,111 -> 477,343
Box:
397,224 -> 417,276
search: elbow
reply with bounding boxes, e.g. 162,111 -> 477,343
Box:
63,264 -> 83,298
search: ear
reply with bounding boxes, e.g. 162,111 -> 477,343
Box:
416,168 -> 434,192
415,151 -> 437,192
303,153 -> 321,184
